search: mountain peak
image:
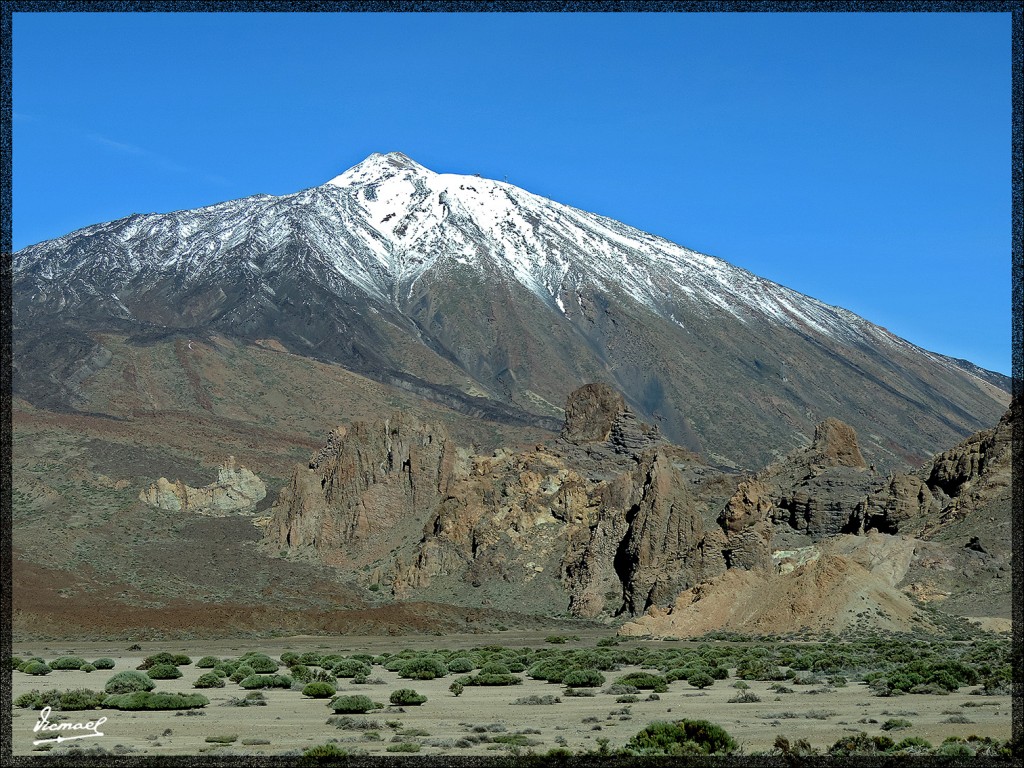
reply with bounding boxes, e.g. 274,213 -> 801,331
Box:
325,151 -> 431,188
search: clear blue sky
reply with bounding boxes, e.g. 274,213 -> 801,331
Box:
12,11 -> 1012,375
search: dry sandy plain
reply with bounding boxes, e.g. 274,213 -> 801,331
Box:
10,631 -> 1012,757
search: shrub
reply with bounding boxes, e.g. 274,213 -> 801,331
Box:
615,672 -> 667,692
562,669 -> 605,688
881,718 -> 913,731
512,694 -> 560,705
390,688 -> 427,706
728,690 -> 761,703
688,672 -> 714,689
105,671 -> 155,694
333,659 -> 371,678
386,743 -> 420,753
80,664 -> 96,673
137,652 -> 177,670
302,682 -> 337,698
449,682 -> 464,697
828,732 -> 895,754
329,695 -> 379,714
195,656 -> 219,668
172,654 -> 191,666
280,651 -> 299,666
103,691 -> 208,710
461,672 -> 522,686
893,736 -> 932,753
239,674 -> 292,690
229,664 -> 255,683
49,656 -> 88,670
627,719 -> 738,755
13,688 -> 107,710
301,743 -> 349,759
604,683 -> 639,695
399,657 -> 448,680
194,672 -> 226,689
225,691 -> 267,707
9,655 -> 24,670
146,664 -> 183,680
204,734 -> 238,744
239,653 -> 278,673
446,657 -> 475,674
22,661 -> 51,676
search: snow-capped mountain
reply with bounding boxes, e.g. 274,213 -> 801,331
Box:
13,152 -> 1010,469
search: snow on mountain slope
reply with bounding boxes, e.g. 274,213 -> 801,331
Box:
16,151 -> 907,352
12,152 -> 1010,470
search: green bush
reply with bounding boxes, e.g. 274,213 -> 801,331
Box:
828,732 -> 895,754
239,674 -> 292,689
627,720 -> 738,755
229,664 -> 255,683
92,657 -> 116,670
449,681 -> 464,697
22,661 -> 51,676
389,688 -> 427,706
302,682 -> 337,698
172,654 -> 191,666
893,736 -> 933,753
49,656 -> 88,671
399,657 -> 448,680
13,688 -> 107,710
446,657 -> 475,673
239,653 -> 278,673
333,659 -> 371,678
80,664 -> 96,673
103,691 -> 208,710
280,651 -> 299,666
688,672 -> 714,689
328,695 -> 379,714
104,670 -> 155,694
615,672 -> 667,692
137,652 -> 177,670
146,663 -> 183,680
881,718 -> 913,731
301,743 -> 349,760
195,656 -> 220,668
460,671 -> 522,686
9,655 -> 24,670
562,669 -> 605,688
194,672 -> 226,689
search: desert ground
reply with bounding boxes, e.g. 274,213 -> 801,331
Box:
10,630 -> 1012,757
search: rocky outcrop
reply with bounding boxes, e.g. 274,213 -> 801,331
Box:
271,414 -> 458,567
267,384 -> 716,618
562,383 -> 624,443
263,388 -> 1015,632
139,456 -> 266,515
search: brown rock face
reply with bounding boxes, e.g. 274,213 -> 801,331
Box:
810,418 -> 867,468
268,384 -> 716,618
271,413 -> 457,567
562,383 -> 625,443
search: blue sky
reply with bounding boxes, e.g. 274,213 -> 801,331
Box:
12,11 -> 1012,375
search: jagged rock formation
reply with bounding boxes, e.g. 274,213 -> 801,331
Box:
139,456 -> 266,515
623,402 -> 1017,636
268,384 -> 727,618
264,383 -> 1014,632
